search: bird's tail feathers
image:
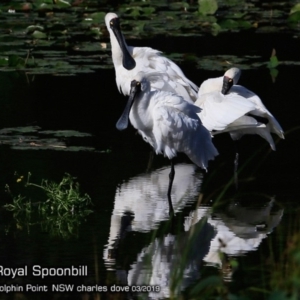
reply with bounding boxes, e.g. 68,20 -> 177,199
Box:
230,125 -> 276,151
267,114 -> 285,139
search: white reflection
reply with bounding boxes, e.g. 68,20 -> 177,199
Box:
104,163 -> 203,269
126,199 -> 283,298
203,198 -> 283,269
103,162 -> 283,298
127,217 -> 215,299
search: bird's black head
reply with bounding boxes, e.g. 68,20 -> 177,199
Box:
130,80 -> 141,92
109,17 -> 121,31
221,76 -> 233,95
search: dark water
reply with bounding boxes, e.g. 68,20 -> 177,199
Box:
0,32 -> 299,299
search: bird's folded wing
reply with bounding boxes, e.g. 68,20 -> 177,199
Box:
197,92 -> 256,132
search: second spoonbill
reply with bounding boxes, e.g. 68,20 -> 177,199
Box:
196,67 -> 284,150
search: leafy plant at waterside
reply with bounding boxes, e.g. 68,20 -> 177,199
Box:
267,49 -> 279,83
4,173 -> 93,238
3,190 -> 33,234
268,234 -> 300,299
288,3 -> 300,25
26,172 -> 92,215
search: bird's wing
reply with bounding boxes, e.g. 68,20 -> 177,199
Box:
132,47 -> 198,101
151,94 -> 218,169
212,115 -> 266,135
250,109 -> 285,139
196,91 -> 256,132
231,86 -> 284,139
230,85 -> 256,99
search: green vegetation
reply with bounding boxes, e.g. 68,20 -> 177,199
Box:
4,172 -> 93,238
0,1 -> 299,74
0,125 -> 110,152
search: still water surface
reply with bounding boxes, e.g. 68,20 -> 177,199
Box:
0,31 -> 298,299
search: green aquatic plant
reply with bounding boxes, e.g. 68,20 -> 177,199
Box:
268,232 -> 300,299
0,0 -> 298,76
3,173 -> 93,238
4,191 -> 33,234
0,125 -> 108,151
198,0 -> 218,16
26,172 -> 92,215
289,3 -> 300,24
267,49 -> 279,83
268,49 -> 279,69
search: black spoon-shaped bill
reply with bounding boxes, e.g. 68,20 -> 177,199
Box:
110,18 -> 136,70
116,80 -> 140,131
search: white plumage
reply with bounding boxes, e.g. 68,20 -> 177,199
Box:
195,90 -> 259,132
185,199 -> 283,269
196,67 -> 284,150
116,73 -> 218,170
105,12 -> 198,103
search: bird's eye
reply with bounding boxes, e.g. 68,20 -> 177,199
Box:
229,79 -> 233,82
136,81 -> 141,85
110,21 -> 113,26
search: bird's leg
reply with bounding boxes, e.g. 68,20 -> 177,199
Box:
234,140 -> 239,190
146,150 -> 154,173
167,159 -> 175,216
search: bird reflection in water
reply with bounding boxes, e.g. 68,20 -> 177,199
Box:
104,169 -> 283,299
126,198 -> 283,299
202,198 -> 283,270
103,163 -> 203,269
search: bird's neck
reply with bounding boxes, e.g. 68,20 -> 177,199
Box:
198,77 -> 223,96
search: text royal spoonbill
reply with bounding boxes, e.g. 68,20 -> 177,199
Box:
105,12 -> 198,103
197,67 -> 284,150
116,72 -> 218,214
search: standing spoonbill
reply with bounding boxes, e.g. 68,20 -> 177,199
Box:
104,12 -> 198,103
195,67 -> 284,188
116,72 -> 218,214
196,67 -> 284,150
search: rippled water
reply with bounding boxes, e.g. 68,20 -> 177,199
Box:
0,18 -> 299,300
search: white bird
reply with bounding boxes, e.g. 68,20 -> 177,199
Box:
196,67 -> 285,150
104,12 -> 198,103
115,72 -> 218,214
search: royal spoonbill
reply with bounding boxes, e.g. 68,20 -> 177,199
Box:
197,67 -> 284,150
105,12 -> 198,103
116,73 -> 218,214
